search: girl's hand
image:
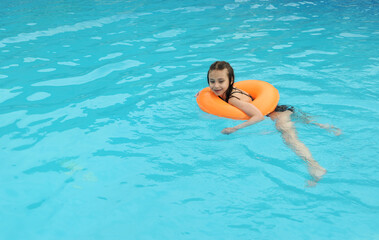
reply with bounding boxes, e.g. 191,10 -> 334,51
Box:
221,127 -> 237,135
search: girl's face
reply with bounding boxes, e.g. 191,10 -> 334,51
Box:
208,69 -> 230,98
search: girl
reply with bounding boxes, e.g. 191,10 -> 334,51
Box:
200,61 -> 341,185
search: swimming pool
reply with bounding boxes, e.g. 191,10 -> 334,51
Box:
1,0 -> 378,239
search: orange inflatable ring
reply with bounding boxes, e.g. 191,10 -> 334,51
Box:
196,80 -> 280,120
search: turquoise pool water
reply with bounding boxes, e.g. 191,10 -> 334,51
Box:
1,0 -> 378,239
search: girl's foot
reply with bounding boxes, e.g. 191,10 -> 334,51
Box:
308,163 -> 327,182
328,125 -> 342,136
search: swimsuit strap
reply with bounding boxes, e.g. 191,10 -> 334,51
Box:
229,87 -> 254,101
218,87 -> 254,102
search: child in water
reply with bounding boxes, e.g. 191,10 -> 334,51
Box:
198,61 -> 341,185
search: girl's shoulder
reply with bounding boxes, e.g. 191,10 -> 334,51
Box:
229,87 -> 253,102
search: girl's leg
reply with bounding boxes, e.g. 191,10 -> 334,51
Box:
292,109 -> 342,136
270,111 -> 326,183
309,121 -> 342,136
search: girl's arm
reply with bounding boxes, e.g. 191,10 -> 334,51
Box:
221,98 -> 265,134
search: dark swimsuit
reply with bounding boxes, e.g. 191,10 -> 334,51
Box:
220,87 -> 294,115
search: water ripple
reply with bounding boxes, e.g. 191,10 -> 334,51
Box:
156,47 -> 176,52
157,75 -> 187,88
0,87 -> 22,104
156,6 -> 214,14
287,50 -> 338,58
117,73 -> 152,84
153,29 -> 186,38
266,4 -> 277,10
3,93 -> 131,135
0,110 -> 26,128
24,57 -> 49,63
57,61 -> 79,66
32,59 -> 143,86
0,13 -> 149,48
224,4 -> 239,10
98,52 -> 123,61
1,64 -> 19,69
37,68 -> 56,73
339,33 -> 369,38
302,28 -> 325,33
277,15 -> 308,21
26,92 -> 51,101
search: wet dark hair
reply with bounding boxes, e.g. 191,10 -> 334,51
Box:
207,61 -> 235,102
